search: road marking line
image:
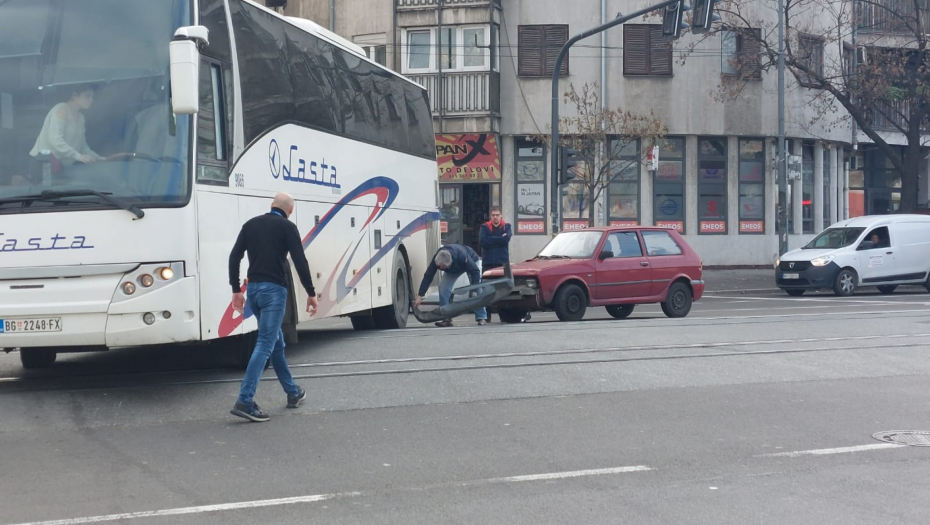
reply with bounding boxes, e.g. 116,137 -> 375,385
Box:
758,443 -> 904,458
7,466 -> 652,525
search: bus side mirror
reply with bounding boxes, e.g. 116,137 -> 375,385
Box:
169,26 -> 209,115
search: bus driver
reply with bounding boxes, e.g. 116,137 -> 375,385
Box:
29,84 -> 104,176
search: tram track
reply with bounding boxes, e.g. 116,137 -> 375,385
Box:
2,333 -> 927,394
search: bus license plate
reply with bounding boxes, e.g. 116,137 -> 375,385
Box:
782,273 -> 800,280
0,318 -> 62,333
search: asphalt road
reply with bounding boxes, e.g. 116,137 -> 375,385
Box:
1,289 -> 930,524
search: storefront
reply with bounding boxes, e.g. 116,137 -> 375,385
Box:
436,133 -> 502,253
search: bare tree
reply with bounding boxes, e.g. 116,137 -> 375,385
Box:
539,82 -> 667,227
682,0 -> 930,212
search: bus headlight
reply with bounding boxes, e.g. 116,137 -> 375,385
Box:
139,274 -> 154,288
122,282 -> 136,295
157,267 -> 174,281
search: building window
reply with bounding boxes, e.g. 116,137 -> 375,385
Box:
402,26 -> 492,74
623,24 -> 672,77
823,148 -> 831,225
738,139 -> 765,234
851,146 -> 903,216
518,24 -> 569,77
801,144 -> 815,233
698,138 -> 728,234
561,142 -> 592,229
653,137 -> 685,233
797,34 -> 824,87
608,138 -> 641,225
515,138 -> 547,235
362,45 -> 387,66
721,28 -> 762,80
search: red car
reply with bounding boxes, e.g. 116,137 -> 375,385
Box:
483,227 -> 704,322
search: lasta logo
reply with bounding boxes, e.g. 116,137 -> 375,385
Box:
0,232 -> 94,252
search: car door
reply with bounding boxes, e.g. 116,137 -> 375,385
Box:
857,226 -> 896,283
641,230 -> 686,296
594,231 -> 652,300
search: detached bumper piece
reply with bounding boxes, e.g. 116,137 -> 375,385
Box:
413,264 -> 514,323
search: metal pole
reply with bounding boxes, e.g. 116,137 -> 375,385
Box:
777,0 -> 788,255
329,0 -> 335,32
549,0 -> 681,235
438,0 -> 444,135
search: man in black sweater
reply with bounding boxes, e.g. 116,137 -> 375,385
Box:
228,192 -> 318,422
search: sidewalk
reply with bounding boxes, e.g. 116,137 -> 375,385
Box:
702,269 -> 780,296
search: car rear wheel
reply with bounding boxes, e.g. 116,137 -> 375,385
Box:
20,348 -> 56,369
606,304 -> 635,319
661,282 -> 693,318
553,284 -> 587,322
498,308 -> 528,324
833,269 -> 857,297
785,289 -> 805,297
877,285 -> 897,295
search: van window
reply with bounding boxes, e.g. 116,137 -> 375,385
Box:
803,227 -> 864,249
860,226 -> 890,250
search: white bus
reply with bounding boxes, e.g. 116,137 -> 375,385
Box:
0,0 -> 441,369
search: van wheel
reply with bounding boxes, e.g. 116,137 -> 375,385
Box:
785,289 -> 805,297
373,250 -> 410,329
20,348 -> 56,369
833,269 -> 857,297
553,284 -> 587,322
877,285 -> 897,295
661,282 -> 693,318
606,304 -> 635,319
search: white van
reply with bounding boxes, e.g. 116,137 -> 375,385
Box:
775,215 -> 930,296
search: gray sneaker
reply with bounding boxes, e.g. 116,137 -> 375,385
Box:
230,401 -> 270,422
287,387 -> 306,409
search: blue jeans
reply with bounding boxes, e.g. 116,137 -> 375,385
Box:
237,282 -> 299,406
438,263 -> 488,321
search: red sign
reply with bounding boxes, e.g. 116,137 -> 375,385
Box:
517,220 -> 545,234
610,220 -> 638,227
436,134 -> 502,182
655,220 -> 684,231
561,220 -> 590,231
440,221 -> 448,233
739,220 -> 764,233
700,220 -> 727,234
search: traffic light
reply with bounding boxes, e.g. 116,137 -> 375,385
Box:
690,0 -> 720,34
661,0 -> 690,39
558,146 -> 580,185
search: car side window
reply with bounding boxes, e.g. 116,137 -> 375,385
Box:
642,231 -> 683,256
860,226 -> 890,250
607,232 -> 643,258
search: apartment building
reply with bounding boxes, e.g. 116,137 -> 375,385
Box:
259,0 -> 930,265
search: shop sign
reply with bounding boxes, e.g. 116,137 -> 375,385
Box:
436,134 -> 502,182
656,220 -> 684,231
699,220 -> 727,234
739,220 -> 764,234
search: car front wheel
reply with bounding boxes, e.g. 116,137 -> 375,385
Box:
833,269 -> 857,297
553,284 -> 587,322
661,282 -> 693,318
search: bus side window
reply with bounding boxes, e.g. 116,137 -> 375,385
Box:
197,59 -> 229,184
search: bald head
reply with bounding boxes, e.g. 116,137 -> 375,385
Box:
272,192 -> 295,216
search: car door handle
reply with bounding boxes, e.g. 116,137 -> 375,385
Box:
640,262 -> 649,267
886,251 -> 893,255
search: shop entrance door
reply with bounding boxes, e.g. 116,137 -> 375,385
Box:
439,183 -> 492,253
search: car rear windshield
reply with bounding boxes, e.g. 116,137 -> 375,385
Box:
803,228 -> 864,249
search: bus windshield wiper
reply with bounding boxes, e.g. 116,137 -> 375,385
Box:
0,190 -> 144,219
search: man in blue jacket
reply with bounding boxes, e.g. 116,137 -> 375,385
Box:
413,244 -> 488,327
479,206 -> 529,323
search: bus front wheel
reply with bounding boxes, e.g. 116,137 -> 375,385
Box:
373,250 -> 410,329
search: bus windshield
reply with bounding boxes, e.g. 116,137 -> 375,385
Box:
0,0 -> 192,213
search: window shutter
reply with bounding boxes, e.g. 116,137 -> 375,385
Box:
623,25 -> 650,75
544,25 -> 569,76
740,29 -> 762,80
649,25 -> 672,76
519,26 -> 543,77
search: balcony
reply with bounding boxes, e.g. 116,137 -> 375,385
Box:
397,0 -> 500,9
856,0 -> 930,33
407,71 -> 500,116
868,99 -> 930,133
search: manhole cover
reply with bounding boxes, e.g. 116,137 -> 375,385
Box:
873,431 -> 930,447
